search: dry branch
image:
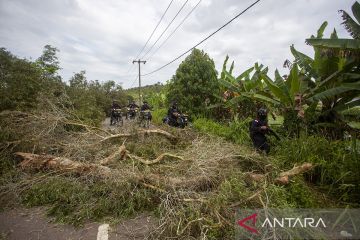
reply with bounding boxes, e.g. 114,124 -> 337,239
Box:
15,152 -> 112,177
275,163 -> 313,185
128,153 -> 184,165
63,120 -> 110,135
279,163 -> 313,177
100,129 -> 177,143
100,144 -> 127,165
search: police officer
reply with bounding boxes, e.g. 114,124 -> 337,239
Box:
140,100 -> 152,120
250,108 -> 271,154
168,101 -> 181,126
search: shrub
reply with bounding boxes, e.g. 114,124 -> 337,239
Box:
193,118 -> 251,145
274,135 -> 360,203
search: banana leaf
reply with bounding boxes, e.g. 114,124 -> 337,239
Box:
236,66 -> 254,81
339,1 -> 360,39
335,99 -> 360,112
290,45 -> 317,79
309,82 -> 360,101
305,39 -> 360,50
347,121 -> 360,129
260,73 -> 291,104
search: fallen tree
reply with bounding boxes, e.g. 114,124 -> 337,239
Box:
15,152 -> 112,177
274,163 -> 313,185
243,163 -> 313,186
100,144 -> 127,165
100,129 -> 177,143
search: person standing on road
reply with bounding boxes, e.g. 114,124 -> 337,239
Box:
140,101 -> 152,121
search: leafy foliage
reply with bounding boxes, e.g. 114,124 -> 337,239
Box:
167,48 -> 220,116
0,46 -> 130,126
0,48 -> 43,111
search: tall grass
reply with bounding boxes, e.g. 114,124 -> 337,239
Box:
274,135 -> 360,203
193,117 -> 251,144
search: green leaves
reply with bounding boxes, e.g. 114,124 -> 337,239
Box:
309,82 -> 360,101
305,38 -> 360,49
339,1 -> 360,39
317,21 -> 328,38
260,72 -> 291,105
167,48 -> 219,116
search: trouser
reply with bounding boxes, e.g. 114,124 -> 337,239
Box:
252,138 -> 270,154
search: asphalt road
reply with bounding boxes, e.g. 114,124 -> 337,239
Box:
0,208 -> 156,240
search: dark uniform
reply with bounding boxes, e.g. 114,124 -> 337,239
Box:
141,102 -> 151,111
128,102 -> 139,109
140,102 -> 152,120
112,101 -> 121,109
250,118 -> 270,154
168,104 -> 181,125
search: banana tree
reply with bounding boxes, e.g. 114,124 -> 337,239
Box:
217,56 -> 275,119
261,18 -> 360,136
306,1 -> 360,51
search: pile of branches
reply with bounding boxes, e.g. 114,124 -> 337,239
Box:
0,104 -> 314,239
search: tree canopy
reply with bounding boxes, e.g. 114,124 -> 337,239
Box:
167,48 -> 219,116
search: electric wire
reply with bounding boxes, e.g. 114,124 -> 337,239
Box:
145,0 -> 202,62
142,0 -> 261,76
140,0 -> 189,60
134,0 -> 175,60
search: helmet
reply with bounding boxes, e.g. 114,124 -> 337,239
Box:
257,108 -> 267,120
143,100 -> 148,104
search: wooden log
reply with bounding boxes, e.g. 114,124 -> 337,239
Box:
100,145 -> 127,165
275,163 -> 313,185
279,163 -> 313,178
15,152 -> 111,177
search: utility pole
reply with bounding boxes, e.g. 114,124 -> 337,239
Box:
132,59 -> 146,105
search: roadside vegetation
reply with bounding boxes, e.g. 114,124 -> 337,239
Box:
0,2 -> 359,239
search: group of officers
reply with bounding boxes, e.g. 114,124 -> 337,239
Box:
111,100 -> 277,154
111,100 -> 182,126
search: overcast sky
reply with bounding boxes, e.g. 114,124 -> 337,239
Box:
0,0 -> 354,88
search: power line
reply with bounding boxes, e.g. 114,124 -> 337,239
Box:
140,0 -> 189,60
145,0 -> 202,62
142,0 -> 261,77
134,0 -> 175,60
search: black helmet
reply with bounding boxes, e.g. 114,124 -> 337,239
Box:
143,100 -> 148,104
257,108 -> 267,120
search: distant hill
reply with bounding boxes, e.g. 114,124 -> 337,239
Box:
125,82 -> 164,103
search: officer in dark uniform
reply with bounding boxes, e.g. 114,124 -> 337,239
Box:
140,100 -> 152,120
250,108 -> 271,154
168,101 -> 181,126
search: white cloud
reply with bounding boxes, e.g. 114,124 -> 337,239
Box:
0,0 -> 354,88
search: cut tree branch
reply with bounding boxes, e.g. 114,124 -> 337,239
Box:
128,153 -> 183,165
100,129 -> 177,143
100,144 -> 127,165
15,152 -> 112,177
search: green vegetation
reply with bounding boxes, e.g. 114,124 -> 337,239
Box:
1,2 -> 360,240
167,48 -> 220,117
21,176 -> 157,226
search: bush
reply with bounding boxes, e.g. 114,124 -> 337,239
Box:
152,108 -> 167,125
193,118 -> 251,144
21,176 -> 158,225
274,135 -> 360,203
